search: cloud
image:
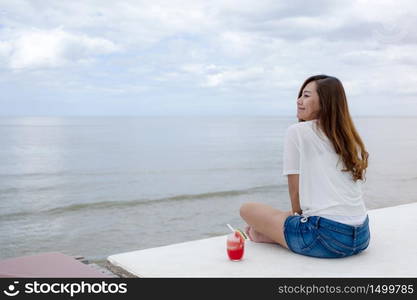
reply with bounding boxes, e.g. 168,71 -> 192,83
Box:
0,0 -> 417,116
0,40 -> 12,58
204,66 -> 265,87
1,28 -> 120,70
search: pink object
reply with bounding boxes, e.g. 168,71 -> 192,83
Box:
0,252 -> 112,278
226,232 -> 245,261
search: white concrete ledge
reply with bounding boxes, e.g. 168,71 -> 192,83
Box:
107,202 -> 417,277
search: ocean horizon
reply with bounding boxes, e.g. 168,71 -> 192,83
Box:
1,116 -> 416,266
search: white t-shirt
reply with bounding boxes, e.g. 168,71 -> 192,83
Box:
282,119 -> 367,226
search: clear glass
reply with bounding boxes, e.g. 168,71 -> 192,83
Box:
226,232 -> 244,261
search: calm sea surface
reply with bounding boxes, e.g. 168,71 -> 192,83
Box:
1,116 -> 416,266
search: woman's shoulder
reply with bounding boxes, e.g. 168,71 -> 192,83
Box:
286,120 -> 325,145
286,120 -> 315,132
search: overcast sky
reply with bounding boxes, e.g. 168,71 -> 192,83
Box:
1,0 -> 416,116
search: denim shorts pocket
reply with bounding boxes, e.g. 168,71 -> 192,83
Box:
317,237 -> 350,257
299,223 -> 320,250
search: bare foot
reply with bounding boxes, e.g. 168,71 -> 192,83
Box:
244,225 -> 275,243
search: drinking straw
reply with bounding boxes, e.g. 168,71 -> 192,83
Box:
226,224 -> 235,233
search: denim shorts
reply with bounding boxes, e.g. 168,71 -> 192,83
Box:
283,214 -> 370,258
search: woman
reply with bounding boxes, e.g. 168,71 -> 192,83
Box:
240,74 -> 370,258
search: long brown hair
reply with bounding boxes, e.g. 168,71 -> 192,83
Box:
297,75 -> 369,182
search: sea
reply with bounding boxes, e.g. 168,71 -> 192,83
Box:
0,116 -> 416,267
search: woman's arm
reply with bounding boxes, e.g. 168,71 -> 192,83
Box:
287,174 -> 302,214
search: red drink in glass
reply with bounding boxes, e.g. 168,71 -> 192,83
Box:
226,232 -> 245,261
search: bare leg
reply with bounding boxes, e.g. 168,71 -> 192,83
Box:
244,225 -> 276,243
240,202 -> 292,249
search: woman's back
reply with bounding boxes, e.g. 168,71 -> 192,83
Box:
283,119 -> 367,225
